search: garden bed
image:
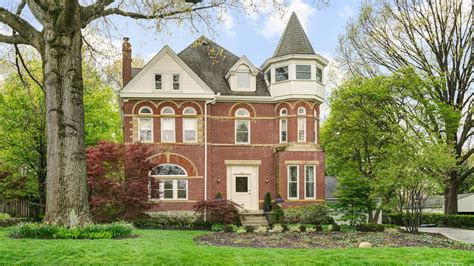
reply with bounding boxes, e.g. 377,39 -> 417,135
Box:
195,231 -> 473,250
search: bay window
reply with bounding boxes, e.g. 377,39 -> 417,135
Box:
275,66 -> 288,82
316,67 -> 323,83
296,65 -> 311,80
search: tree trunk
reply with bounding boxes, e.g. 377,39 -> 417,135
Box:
444,172 -> 458,215
41,22 -> 92,227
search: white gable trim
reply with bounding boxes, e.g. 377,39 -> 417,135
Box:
225,55 -> 259,79
120,45 -> 214,95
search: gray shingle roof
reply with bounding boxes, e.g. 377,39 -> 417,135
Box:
273,12 -> 315,57
178,36 -> 270,96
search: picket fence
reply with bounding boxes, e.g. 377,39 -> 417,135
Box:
0,198 -> 44,218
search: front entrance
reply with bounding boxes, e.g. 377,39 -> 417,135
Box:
226,165 -> 259,210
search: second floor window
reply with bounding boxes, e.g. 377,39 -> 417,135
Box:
138,107 -> 153,142
155,74 -> 162,90
316,68 -> 323,83
161,107 -> 175,142
235,108 -> 250,144
297,107 -> 306,142
314,109 -> 318,143
173,74 -> 180,90
279,108 -> 288,143
183,107 -> 197,143
275,66 -> 288,82
296,65 -> 311,80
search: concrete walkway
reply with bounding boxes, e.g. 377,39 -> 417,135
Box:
418,227 -> 474,244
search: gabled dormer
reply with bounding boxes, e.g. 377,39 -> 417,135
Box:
225,56 -> 259,92
261,12 -> 328,102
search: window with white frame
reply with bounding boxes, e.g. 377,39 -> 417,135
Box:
296,65 -> 311,80
279,108 -> 288,143
150,164 -> 188,200
161,107 -> 175,143
183,107 -> 197,143
305,165 -> 315,199
316,67 -> 323,83
237,72 -> 250,89
288,165 -> 299,199
235,108 -> 250,144
138,107 -> 153,142
155,74 -> 162,90
275,66 -> 288,82
173,74 -> 180,90
297,107 -> 306,142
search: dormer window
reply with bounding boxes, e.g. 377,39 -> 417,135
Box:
237,72 -> 250,89
316,68 -> 323,83
173,74 -> 180,90
225,56 -> 258,92
155,74 -> 162,90
275,66 -> 288,82
296,65 -> 311,80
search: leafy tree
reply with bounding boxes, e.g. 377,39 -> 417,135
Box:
0,0 -> 289,227
0,61 -> 122,204
337,0 -> 472,214
322,69 -> 455,224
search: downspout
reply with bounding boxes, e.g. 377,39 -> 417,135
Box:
204,95 -> 217,201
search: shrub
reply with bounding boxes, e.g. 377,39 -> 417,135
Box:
211,223 -> 225,232
328,223 -> 341,232
263,192 -> 272,213
225,224 -> 239,233
284,207 -> 303,224
270,204 -> 284,225
0,213 -> 11,219
10,222 -> 134,239
271,224 -> 284,233
255,226 -> 267,233
215,192 -> 223,200
244,225 -> 255,233
288,224 -> 302,232
299,224 -> 307,232
301,204 -> 334,225
194,199 -> 242,225
355,223 -> 385,232
0,217 -> 28,227
315,224 -> 323,231
131,213 -> 209,229
236,227 -> 247,234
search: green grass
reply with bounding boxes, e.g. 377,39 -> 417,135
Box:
1,228 -> 473,265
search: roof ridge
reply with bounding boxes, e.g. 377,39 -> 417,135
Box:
178,35 -> 240,60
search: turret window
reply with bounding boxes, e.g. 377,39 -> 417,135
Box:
296,65 -> 311,80
297,107 -> 306,142
316,68 -> 323,83
275,66 -> 288,82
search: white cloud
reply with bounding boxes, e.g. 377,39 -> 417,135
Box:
218,10 -> 236,38
247,0 -> 316,39
337,5 -> 354,19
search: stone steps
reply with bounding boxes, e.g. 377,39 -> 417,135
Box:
241,213 -> 268,227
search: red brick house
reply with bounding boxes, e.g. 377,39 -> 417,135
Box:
119,12 -> 328,213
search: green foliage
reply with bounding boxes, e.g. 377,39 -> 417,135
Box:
263,192 -> 272,212
215,192 -> 222,199
244,225 -> 255,233
355,223 -> 385,232
10,222 -> 134,239
131,213 -> 210,229
389,213 -> 474,229
270,204 -> 284,225
0,217 -> 28,227
284,204 -> 333,225
211,223 -> 225,232
0,213 -> 10,219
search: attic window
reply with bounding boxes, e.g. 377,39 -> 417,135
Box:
155,74 -> 162,90
275,66 -> 288,82
173,74 -> 180,90
237,72 -> 250,89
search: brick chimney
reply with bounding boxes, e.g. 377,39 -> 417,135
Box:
122,37 -> 132,87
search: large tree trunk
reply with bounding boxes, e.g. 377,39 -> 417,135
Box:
444,171 -> 459,215
41,19 -> 92,227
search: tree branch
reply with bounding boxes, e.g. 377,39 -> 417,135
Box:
0,6 -> 42,50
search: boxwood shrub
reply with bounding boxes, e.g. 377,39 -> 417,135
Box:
10,222 -> 134,239
389,213 -> 474,229
132,213 -> 212,230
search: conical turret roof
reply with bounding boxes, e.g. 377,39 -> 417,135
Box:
273,12 -> 315,57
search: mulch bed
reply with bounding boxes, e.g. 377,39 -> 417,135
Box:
194,231 -> 474,250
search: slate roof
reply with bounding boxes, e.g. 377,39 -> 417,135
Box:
273,12 -> 315,57
178,36 -> 270,96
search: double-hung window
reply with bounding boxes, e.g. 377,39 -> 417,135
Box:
235,108 -> 250,144
138,107 -> 153,142
279,108 -> 288,143
305,165 -> 315,199
183,107 -> 197,143
275,66 -> 288,82
155,74 -> 162,90
296,65 -> 311,80
161,107 -> 175,143
288,165 -> 299,199
173,74 -> 180,90
316,68 -> 323,83
297,107 -> 306,142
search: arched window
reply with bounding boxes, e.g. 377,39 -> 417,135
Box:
150,164 -> 188,200
235,108 -> 250,144
139,106 -> 152,114
138,106 -> 153,142
279,108 -> 288,143
161,107 -> 175,143
297,107 -> 306,142
183,107 -> 197,143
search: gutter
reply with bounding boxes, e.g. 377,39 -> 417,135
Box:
204,95 -> 217,201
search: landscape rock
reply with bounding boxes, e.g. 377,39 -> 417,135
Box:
359,242 -> 372,248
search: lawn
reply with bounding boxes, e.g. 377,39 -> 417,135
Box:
1,228 -> 473,265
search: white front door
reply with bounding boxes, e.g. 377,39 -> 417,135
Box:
227,165 -> 259,210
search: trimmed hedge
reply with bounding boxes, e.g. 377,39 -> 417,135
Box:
389,213 -> 474,228
283,204 -> 334,225
355,223 -> 385,232
132,214 -> 212,230
10,222 -> 134,239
